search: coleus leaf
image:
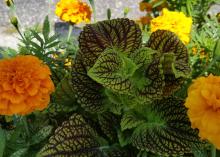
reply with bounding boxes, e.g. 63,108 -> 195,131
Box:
98,112 -> 120,142
78,18 -> 142,69
121,111 -> 145,131
129,47 -> 155,69
53,74 -> 76,106
131,97 -> 204,156
46,102 -> 76,117
105,146 -> 137,157
38,114 -> 103,157
88,48 -> 137,94
72,18 -> 142,112
72,53 -> 106,113
137,55 -> 165,99
146,30 -> 190,96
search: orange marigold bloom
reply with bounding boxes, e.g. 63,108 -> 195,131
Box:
55,0 -> 92,24
185,74 -> 220,149
0,55 -> 55,115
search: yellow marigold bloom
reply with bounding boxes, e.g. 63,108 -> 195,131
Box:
55,0 -> 92,24
185,74 -> 220,149
150,8 -> 192,44
0,55 -> 55,115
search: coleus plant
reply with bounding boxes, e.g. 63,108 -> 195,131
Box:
38,18 -> 205,156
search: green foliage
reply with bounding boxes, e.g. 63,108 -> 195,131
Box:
121,112 -> 145,131
88,48 -> 137,94
53,74 -> 76,106
38,114 -> 102,157
131,97 -> 204,156
18,16 -> 60,68
98,112 -> 120,142
71,54 -> 106,113
0,48 -> 17,58
69,18 -> 201,156
189,16 -> 220,77
10,148 -> 28,157
2,2 -> 219,154
0,129 -> 6,157
1,114 -> 53,157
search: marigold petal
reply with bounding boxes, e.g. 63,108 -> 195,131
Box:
150,8 -> 192,45
27,82 -> 40,96
9,101 -> 27,114
2,82 -> 12,91
0,99 -> 9,109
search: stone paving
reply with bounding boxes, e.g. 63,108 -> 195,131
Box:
0,0 -> 143,49
0,0 -> 219,49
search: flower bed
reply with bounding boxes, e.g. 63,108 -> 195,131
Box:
0,0 -> 220,157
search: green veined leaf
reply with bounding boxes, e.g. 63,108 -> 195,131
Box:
78,18 -> 142,69
131,97 -> 204,156
138,55 -> 165,100
72,53 -> 106,113
121,111 -> 145,131
30,125 -> 53,145
46,102 -> 76,117
105,146 -> 137,157
129,47 -> 155,68
53,74 -> 76,106
98,112 -> 120,142
38,114 -> 103,157
72,18 -> 142,112
128,47 -> 164,98
147,30 -> 191,96
9,148 -> 28,157
88,48 -> 136,93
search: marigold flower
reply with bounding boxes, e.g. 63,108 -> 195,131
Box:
0,55 -> 55,115
55,0 -> 92,24
150,8 -> 192,44
185,74 -> 220,149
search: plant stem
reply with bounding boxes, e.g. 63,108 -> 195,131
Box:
16,27 -> 25,41
211,145 -> 216,157
67,24 -> 73,42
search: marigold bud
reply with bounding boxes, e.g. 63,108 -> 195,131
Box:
5,0 -> 14,7
10,16 -> 18,29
